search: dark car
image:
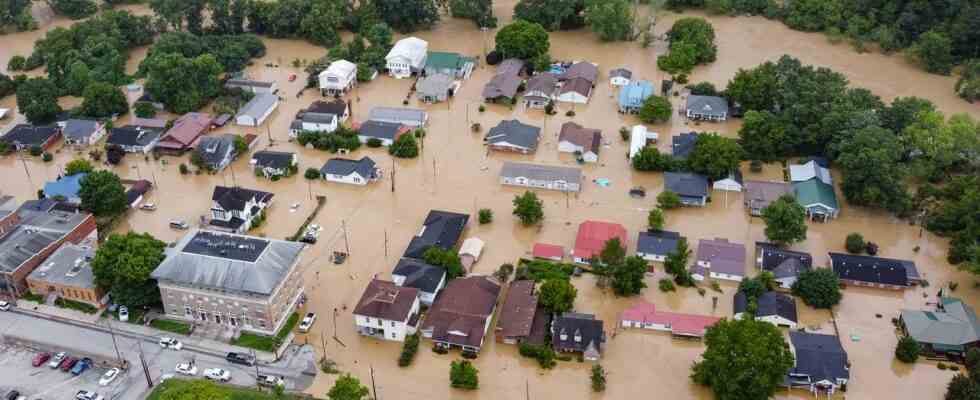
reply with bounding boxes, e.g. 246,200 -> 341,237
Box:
225,352 -> 255,366
32,352 -> 51,367
70,358 -> 92,375
60,357 -> 78,372
6,390 -> 21,400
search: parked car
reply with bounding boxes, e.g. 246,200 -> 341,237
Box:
75,390 -> 104,400
0,300 -> 9,311
203,368 -> 231,382
99,368 -> 120,386
159,337 -> 183,350
48,352 -> 67,368
256,374 -> 285,388
5,390 -> 20,400
60,357 -> 78,372
169,220 -> 189,230
139,203 -> 157,211
118,306 -> 129,322
32,352 -> 51,367
299,312 -> 317,333
225,352 -> 255,366
174,363 -> 197,376
70,358 -> 92,375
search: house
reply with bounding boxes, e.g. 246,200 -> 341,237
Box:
712,169 -> 743,192
129,117 -> 167,130
692,238 -> 746,282
307,99 -> 351,122
486,119 -> 540,154
664,172 -> 709,207
734,291 -> 798,328
403,210 -> 469,259
552,312 -> 605,361
289,113 -> 338,138
685,95 -> 729,121
572,220 -> 627,265
619,301 -> 720,339
557,62 -> 598,104
618,80 -> 654,113
386,36 -> 428,79
225,79 -> 277,94
829,252 -> 914,290
671,132 -> 698,160
155,112 -> 213,155
609,68 -> 632,86
368,107 -> 428,128
353,279 -> 421,342
151,230 -> 306,335
497,58 -> 527,76
196,134 -> 237,172
756,242 -> 812,289
125,180 -> 152,208
235,93 -> 279,127
790,160 -> 832,185
458,237 -> 484,271
744,181 -> 794,216
106,125 -> 163,154
560,61 -> 599,83
416,73 -> 455,103
43,173 -> 87,204
355,120 -> 411,146
496,280 -> 540,344
421,276 -> 501,354
557,122 -> 601,162
499,162 -> 582,193
208,186 -> 274,234
26,243 -> 103,307
532,243 -> 564,261
2,124 -> 61,151
391,258 -> 446,305
636,230 -> 683,263
901,295 -> 980,356
424,51 -> 475,79
629,125 -> 658,159
320,156 -> 379,186
62,119 -> 105,147
250,151 -> 298,178
319,59 -> 357,95
482,73 -> 523,102
793,179 -> 839,221
523,73 -> 558,108
787,332 -> 850,395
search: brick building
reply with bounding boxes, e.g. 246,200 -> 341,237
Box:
27,243 -> 104,307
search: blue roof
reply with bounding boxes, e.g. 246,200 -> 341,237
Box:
43,173 -> 87,200
618,80 -> 654,108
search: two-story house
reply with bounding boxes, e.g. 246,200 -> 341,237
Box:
353,279 -> 421,342
208,186 -> 274,234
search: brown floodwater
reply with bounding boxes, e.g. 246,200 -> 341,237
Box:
1,2 -> 978,399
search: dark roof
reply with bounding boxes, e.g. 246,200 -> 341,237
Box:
357,120 -> 404,140
482,73 -> 522,99
734,291 -> 797,323
320,156 -> 377,179
671,132 -> 698,159
392,258 -> 446,294
829,252 -> 910,287
609,68 -> 632,79
558,122 -> 601,154
497,59 -> 526,76
225,79 -> 275,88
107,126 -> 163,147
497,280 -> 538,339
404,210 -> 469,259
686,95 -> 729,117
183,230 -> 270,262
63,119 -> 100,140
125,180 -> 152,204
307,100 -> 348,116
560,62 -> 598,83
486,119 -> 540,151
525,73 -> 558,96
552,312 -> 605,353
211,186 -> 273,212
560,77 -> 592,97
353,279 -> 419,321
636,230 -> 682,256
756,243 -> 812,279
789,332 -> 850,383
422,276 -> 501,348
197,134 -> 236,168
664,172 -> 709,198
2,124 -> 59,146
251,151 -> 295,170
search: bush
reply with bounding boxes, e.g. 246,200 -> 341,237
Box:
41,152 -> 53,162
750,160 -> 763,172
638,96 -> 672,123
518,343 -> 556,369
938,362 -> 948,370
29,145 -> 42,156
179,163 -> 189,175
845,233 -> 865,254
658,278 -> 676,292
7,55 -> 26,71
134,101 -> 157,118
149,319 -> 192,335
449,359 -> 479,390
398,334 -> 420,367
565,110 -> 576,117
366,137 -> 383,147
791,268 -> 842,309
389,133 -> 420,158
619,127 -> 629,141
657,190 -> 682,209
591,364 -> 607,392
304,167 -> 321,180
478,105 -> 486,112
895,336 -> 920,363
54,297 -> 98,314
478,208 -> 493,224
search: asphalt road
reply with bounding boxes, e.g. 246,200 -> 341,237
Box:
0,311 -> 316,400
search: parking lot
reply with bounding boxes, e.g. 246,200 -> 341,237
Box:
0,343 -> 130,400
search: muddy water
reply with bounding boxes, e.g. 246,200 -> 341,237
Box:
1,2 -> 978,399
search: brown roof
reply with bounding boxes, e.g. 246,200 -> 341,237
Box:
157,112 -> 212,149
496,280 -> 538,339
558,122 -> 601,154
560,62 -> 598,83
497,59 -> 526,76
744,180 -> 793,210
526,73 -> 558,96
353,279 -> 419,321
483,73 -> 522,99
560,77 -> 593,97
422,276 -> 501,348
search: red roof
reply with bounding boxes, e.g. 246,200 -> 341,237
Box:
573,220 -> 627,259
620,302 -> 721,337
157,112 -> 212,149
532,243 -> 564,260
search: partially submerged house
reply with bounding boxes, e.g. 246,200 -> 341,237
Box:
901,295 -> 980,356
685,95 -> 729,121
483,59 -> 525,103
320,156 -> 379,186
756,242 -> 812,289
250,151 -> 298,178
225,79 -> 277,94
386,37 -> 428,79
424,51 -> 475,79
609,68 -> 632,86
692,238 -> 746,282
62,119 -> 105,147
458,237 -> 484,271
713,169 -> 743,192
829,252 -> 915,290
355,120 -> 411,146
106,125 -> 163,154
289,112 -> 339,138
43,173 -> 87,205
392,258 -> 446,306
618,80 -> 654,113
557,62 -> 598,104
532,243 -> 564,261
208,186 -> 273,234
671,132 -> 699,160
523,72 -> 558,109
734,291 -> 798,328
125,180 -> 152,208
496,280 -> 542,344
787,332 -> 850,395
2,124 -> 61,151
353,279 -> 421,342
368,107 -> 428,128
26,243 -> 103,307
620,301 -> 720,339
416,73 -> 455,103
557,122 -> 601,163
628,125 -> 658,159
790,160 -> 833,185
421,276 -> 501,354
155,112 -> 213,155
306,99 -> 351,122
485,119 -> 540,154
319,59 -> 357,95
636,230 -> 683,263
552,312 -> 605,361
403,210 -> 469,260
572,220 -> 627,265
664,172 -> 709,207
744,180 -> 794,216
499,162 -> 582,193
793,179 -> 839,221
196,134 -> 237,172
235,93 -> 279,127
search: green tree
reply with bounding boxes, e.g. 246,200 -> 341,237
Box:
92,232 -> 167,307
835,126 -> 910,214
881,97 -> 936,134
16,77 -> 63,124
691,318 -> 795,400
657,41 -> 699,74
478,208 -> 493,224
585,0 -> 634,41
65,159 -> 94,176
495,19 -> 550,61
304,167 -> 321,180
156,379 -> 231,400
783,0 -> 842,32
657,190 -> 682,209
911,30 -> 954,75
638,96 -> 672,123
539,278 -> 577,313
845,233 -> 865,254
301,0 -> 344,47
791,268 -> 842,309
725,62 -> 779,113
738,110 -> 790,162
375,0 -> 439,33
648,208 -> 665,230
450,0 -> 496,28
590,364 -> 607,392
134,101 -> 157,118
0,73 -> 14,98
760,195 -> 807,245
956,60 -> 980,103
327,374 -> 370,400
945,373 -> 980,400
80,82 -> 129,118
664,237 -> 690,276
686,81 -> 719,96
423,247 -> 466,280
49,0 -> 98,19
667,17 -> 717,64
611,255 -> 648,296
600,237 -> 626,266
895,336 -> 920,363
513,0 -> 585,31
63,61 -> 92,97
632,146 -> 678,172
450,360 -> 479,390
686,134 -> 743,181
144,52 -> 224,114
79,170 -> 128,218
388,134 -> 419,158
512,191 -> 544,225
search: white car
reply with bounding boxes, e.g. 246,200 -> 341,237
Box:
118,306 -> 129,322
0,300 -> 10,311
75,390 -> 105,400
159,373 -> 174,382
298,312 -> 317,333
48,352 -> 67,368
99,368 -> 120,386
175,363 -> 198,376
159,337 -> 183,350
203,367 -> 231,382
139,203 -> 157,211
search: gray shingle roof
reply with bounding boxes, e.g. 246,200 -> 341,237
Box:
756,242 -> 812,279
609,68 -> 632,79
2,124 -> 59,146
404,210 -> 469,259
108,126 -> 162,147
236,93 -> 278,120
636,230 -> 682,257
499,162 -> 582,185
320,156 -> 377,178
369,107 -> 427,126
417,73 -> 454,97
664,172 -> 709,197
486,119 -> 540,151
902,297 -> 980,347
686,95 -> 729,117
734,291 -> 797,322
251,151 -> 295,170
196,134 -> 236,168
63,119 -> 100,141
392,258 -> 445,293
671,132 -> 698,159
789,332 -> 850,383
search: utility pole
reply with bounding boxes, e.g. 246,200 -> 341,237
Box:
106,319 -> 123,363
390,159 -> 395,193
370,365 -> 378,400
341,219 -> 350,255
251,349 -> 260,389
19,156 -> 34,192
137,340 -> 152,388
266,124 -> 273,145
332,307 -> 338,340
384,230 -> 388,258
526,380 -> 530,400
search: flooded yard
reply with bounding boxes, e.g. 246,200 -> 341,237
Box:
1,2 -> 978,399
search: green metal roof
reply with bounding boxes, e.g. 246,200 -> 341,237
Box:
901,297 -> 980,347
425,51 -> 473,71
793,179 -> 838,210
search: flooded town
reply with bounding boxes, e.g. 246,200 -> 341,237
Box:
0,1 -> 978,400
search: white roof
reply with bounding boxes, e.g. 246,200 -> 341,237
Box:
386,37 -> 428,65
321,60 -> 357,78
790,161 -> 832,185
458,237 -> 484,260
629,125 -> 658,159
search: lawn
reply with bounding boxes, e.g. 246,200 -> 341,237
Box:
19,292 -> 44,303
146,378 -> 313,400
232,312 -> 299,352
53,297 -> 99,314
150,319 -> 192,335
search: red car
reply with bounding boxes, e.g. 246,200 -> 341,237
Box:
32,352 -> 51,367
60,357 -> 78,372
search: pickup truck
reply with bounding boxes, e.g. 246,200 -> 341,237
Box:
256,374 -> 285,388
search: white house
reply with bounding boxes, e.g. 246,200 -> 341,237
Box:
712,169 -> 743,192
289,113 -> 338,138
208,186 -> 273,234
629,125 -> 658,159
692,238 -> 746,282
609,68 -> 632,87
392,258 -> 446,306
320,157 -> 379,186
556,78 -> 592,104
385,37 -> 428,79
353,279 -> 421,342
106,126 -> 163,154
557,122 -> 601,163
734,291 -> 798,329
235,93 -> 279,127
319,60 -> 357,95
224,79 -> 277,94
499,162 -> 582,193
250,151 -> 298,178
63,119 -> 106,147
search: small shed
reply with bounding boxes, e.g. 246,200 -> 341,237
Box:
459,238 -> 485,271
533,243 -> 564,261
629,125 -> 658,159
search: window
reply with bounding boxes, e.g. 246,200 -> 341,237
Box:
185,306 -> 192,316
391,321 -> 396,327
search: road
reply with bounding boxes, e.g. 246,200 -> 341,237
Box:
0,311 -> 316,400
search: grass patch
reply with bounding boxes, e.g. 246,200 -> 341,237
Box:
20,292 -> 44,303
233,312 -> 299,352
53,297 -> 98,314
150,319 -> 192,335
147,378 -> 308,400
515,259 -> 575,282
